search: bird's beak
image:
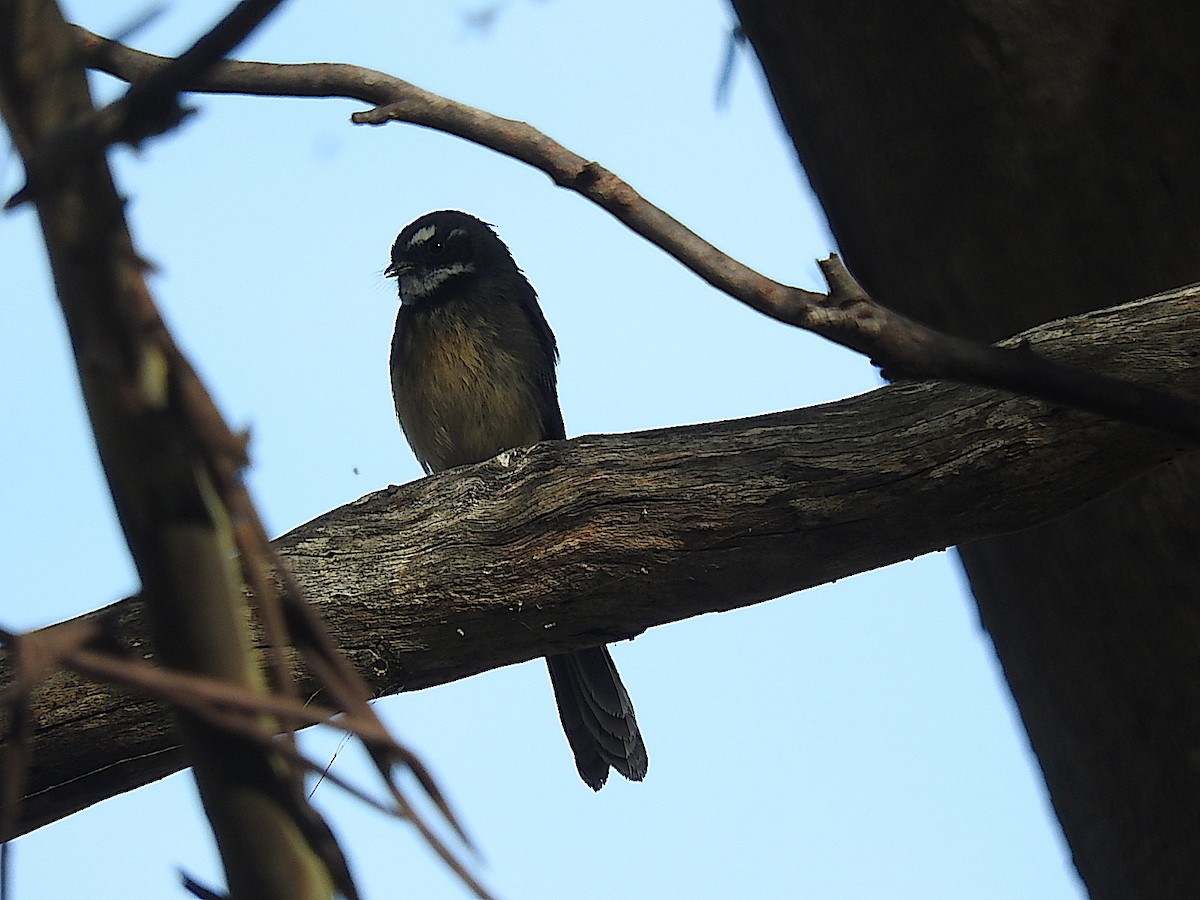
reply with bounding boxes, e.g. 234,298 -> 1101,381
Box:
384,261 -> 411,279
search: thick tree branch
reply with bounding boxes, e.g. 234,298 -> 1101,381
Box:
3,283 -> 1195,838
70,25 -> 1200,443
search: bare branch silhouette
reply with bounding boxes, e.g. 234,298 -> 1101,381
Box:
72,24 -> 1200,442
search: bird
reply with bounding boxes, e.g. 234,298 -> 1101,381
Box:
385,209 -> 648,790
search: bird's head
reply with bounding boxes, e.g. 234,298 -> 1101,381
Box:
386,210 -> 518,306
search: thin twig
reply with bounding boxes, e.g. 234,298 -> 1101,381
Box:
81,655 -> 494,900
70,25 -> 1200,442
0,622 -> 103,900
108,0 -> 288,145
8,2 -> 287,208
22,630 -> 494,897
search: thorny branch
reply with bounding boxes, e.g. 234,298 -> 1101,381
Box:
70,24 -> 1200,442
0,622 -> 489,897
7,1 -> 288,207
1,3 -> 490,896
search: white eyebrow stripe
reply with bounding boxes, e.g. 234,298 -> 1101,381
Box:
408,224 -> 438,247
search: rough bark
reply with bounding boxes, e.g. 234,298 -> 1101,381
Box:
5,286 -> 1197,838
0,1 -> 358,895
731,3 -> 1200,897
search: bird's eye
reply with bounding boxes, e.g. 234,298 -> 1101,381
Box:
427,239 -> 445,256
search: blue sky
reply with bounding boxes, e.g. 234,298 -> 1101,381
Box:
2,2 -> 1086,897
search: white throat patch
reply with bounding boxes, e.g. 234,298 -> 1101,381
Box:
400,261 -> 475,302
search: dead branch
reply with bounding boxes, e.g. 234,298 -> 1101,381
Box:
70,25 -> 1200,442
2,282 -> 1195,838
0,3 -> 486,895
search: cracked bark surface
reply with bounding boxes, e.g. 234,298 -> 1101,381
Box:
732,3 -> 1200,896
5,286 -> 1194,839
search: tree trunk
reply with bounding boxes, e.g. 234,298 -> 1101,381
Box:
730,2 -> 1200,897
